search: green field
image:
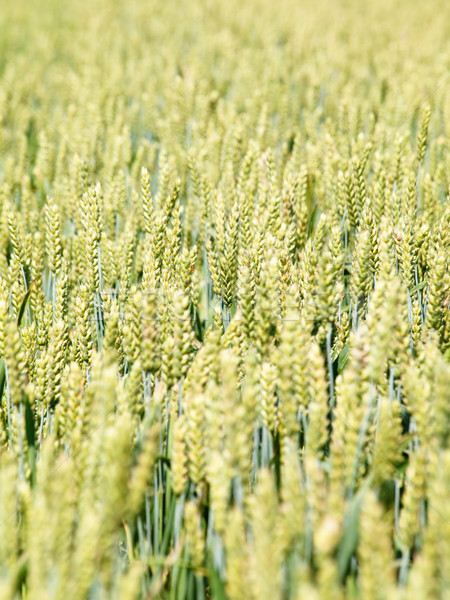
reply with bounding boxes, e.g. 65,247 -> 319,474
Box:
0,0 -> 449,598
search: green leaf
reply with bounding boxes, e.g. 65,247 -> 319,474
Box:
156,455 -> 172,468
409,281 -> 427,294
207,559 -> 228,600
24,393 -> 36,485
444,347 -> 450,363
24,394 -> 35,449
306,205 -> 321,237
0,360 -> 5,403
12,553 -> 28,595
176,563 -> 188,600
337,489 -> 364,582
17,280 -> 35,328
160,494 -> 176,555
337,343 -> 350,373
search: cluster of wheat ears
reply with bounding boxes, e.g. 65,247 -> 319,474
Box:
0,0 -> 449,598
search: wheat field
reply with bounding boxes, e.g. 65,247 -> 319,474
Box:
0,0 -> 449,598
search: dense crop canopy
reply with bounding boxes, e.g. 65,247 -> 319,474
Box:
0,0 -> 449,598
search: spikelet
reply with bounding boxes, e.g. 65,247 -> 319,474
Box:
0,456 -> 19,566
206,449 -> 231,534
72,285 -> 93,371
183,501 -> 205,572
371,395 -> 404,483
170,416 -> 189,495
102,300 -> 125,370
351,229 -> 373,314
128,422 -> 159,515
124,359 -> 144,421
173,291 -> 195,380
279,441 -> 306,551
141,290 -> 160,374
259,360 -> 277,432
184,389 -> 207,487
331,327 -> 371,494
254,255 -> 279,358
4,321 -> 27,407
425,247 -> 447,338
44,197 -> 63,276
122,289 -> 142,367
407,450 -> 450,599
238,251 -> 257,344
248,469 -> 283,600
416,105 -> 431,166
276,309 -> 310,436
141,166 -> 154,234
358,491 -> 396,599
397,445 -> 429,552
47,318 -> 68,411
305,342 -> 330,459
224,508 -> 249,600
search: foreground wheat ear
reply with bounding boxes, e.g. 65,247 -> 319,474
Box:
0,0 -> 450,598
